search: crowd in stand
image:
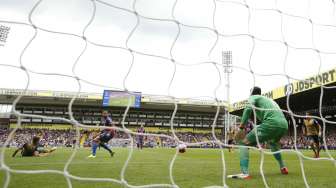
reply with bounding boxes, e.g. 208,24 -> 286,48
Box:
0,128 -> 336,149
280,132 -> 336,150
0,128 -> 77,148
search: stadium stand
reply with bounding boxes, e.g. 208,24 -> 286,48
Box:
1,86 -> 336,150
1,127 -> 336,150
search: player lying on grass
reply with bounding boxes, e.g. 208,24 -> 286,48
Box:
303,112 -> 322,158
88,110 -> 116,158
228,87 -> 289,179
12,136 -> 56,157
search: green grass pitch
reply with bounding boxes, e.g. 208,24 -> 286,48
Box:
1,148 -> 335,188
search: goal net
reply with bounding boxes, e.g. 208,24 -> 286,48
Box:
1,0 -> 336,187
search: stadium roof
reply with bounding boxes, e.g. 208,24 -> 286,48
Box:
1,64 -> 335,114
0,88 -> 228,112
231,67 -> 336,115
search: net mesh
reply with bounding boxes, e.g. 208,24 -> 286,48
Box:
1,0 -> 336,187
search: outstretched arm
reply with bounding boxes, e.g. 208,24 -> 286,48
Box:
302,124 -> 306,136
35,152 -> 50,157
240,107 -> 252,127
12,148 -> 22,157
240,97 -> 256,128
315,120 -> 322,137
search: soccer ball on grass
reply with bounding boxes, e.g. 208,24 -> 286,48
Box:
177,143 -> 187,153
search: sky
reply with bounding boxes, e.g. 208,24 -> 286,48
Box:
1,0 -> 336,103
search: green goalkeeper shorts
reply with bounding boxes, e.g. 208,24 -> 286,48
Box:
246,123 -> 288,145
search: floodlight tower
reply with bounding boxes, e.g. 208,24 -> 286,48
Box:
222,51 -> 232,144
0,25 -> 10,47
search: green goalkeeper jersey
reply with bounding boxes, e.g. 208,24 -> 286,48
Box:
241,95 -> 288,129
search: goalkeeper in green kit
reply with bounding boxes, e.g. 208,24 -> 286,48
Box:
228,87 -> 289,179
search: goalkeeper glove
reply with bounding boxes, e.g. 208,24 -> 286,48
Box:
234,129 -> 246,142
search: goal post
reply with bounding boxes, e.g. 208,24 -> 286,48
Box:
0,0 -> 336,188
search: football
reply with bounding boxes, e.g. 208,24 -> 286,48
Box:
177,143 -> 187,153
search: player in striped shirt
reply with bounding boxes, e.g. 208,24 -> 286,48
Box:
227,127 -> 236,152
136,125 -> 145,149
88,110 -> 116,158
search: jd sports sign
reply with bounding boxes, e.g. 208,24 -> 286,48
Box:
284,69 -> 336,95
231,67 -> 336,111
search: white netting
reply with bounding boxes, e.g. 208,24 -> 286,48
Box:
1,0 -> 336,188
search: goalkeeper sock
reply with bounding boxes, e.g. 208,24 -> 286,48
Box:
100,143 -> 112,153
239,145 -> 249,174
92,142 -> 98,156
270,143 -> 285,168
273,153 -> 285,168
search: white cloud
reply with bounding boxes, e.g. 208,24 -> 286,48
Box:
1,0 -> 336,103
